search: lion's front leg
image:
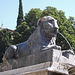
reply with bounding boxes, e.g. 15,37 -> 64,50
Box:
2,45 -> 17,62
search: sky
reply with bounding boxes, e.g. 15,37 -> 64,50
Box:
0,0 -> 75,30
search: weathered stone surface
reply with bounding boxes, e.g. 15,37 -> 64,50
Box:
22,70 -> 48,75
0,62 -> 50,75
0,49 -> 53,71
0,62 -> 67,75
0,49 -> 75,75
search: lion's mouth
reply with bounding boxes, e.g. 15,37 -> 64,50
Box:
44,32 -> 56,39
44,29 -> 58,39
54,27 -> 58,34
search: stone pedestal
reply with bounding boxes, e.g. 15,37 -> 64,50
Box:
0,62 -> 67,75
0,49 -> 75,75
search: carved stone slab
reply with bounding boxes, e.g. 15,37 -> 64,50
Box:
0,62 -> 67,75
0,49 -> 75,75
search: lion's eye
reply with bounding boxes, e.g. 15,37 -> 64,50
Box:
48,20 -> 54,24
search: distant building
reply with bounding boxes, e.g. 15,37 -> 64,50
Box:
0,23 -> 14,40
0,23 -> 14,32
0,23 -> 3,31
6,28 -> 14,40
6,28 -> 14,33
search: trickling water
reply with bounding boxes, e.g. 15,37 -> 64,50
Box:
57,32 -> 73,50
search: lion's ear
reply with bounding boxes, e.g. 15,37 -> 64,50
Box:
37,19 -> 41,26
37,18 -> 45,26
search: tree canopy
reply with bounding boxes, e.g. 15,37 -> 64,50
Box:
13,22 -> 31,44
25,8 -> 42,33
0,29 -> 12,62
17,0 -> 24,26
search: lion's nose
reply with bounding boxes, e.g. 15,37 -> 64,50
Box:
54,20 -> 59,29
55,24 -> 59,29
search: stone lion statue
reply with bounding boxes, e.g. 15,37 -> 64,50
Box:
2,16 -> 61,61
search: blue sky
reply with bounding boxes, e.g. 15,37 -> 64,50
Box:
0,0 -> 75,30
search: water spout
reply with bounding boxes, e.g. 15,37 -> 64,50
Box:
57,32 -> 73,50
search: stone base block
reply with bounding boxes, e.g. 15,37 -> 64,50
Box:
0,49 -> 75,75
0,62 -> 67,75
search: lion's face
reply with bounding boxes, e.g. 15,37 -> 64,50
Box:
38,16 -> 59,38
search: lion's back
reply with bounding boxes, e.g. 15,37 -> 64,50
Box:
16,40 -> 31,57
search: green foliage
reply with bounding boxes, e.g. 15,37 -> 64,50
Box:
25,8 -> 42,33
42,6 -> 67,26
42,6 -> 59,17
17,0 -> 24,26
0,29 -> 12,62
57,21 -> 75,50
13,22 -> 31,44
68,16 -> 74,24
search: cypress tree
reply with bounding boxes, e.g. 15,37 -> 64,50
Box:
17,0 -> 23,26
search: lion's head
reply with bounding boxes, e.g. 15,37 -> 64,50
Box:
37,16 -> 59,38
